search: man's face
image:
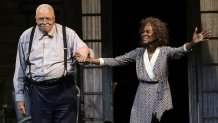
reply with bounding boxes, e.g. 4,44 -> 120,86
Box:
35,8 -> 55,33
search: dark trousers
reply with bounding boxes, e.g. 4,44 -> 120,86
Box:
29,77 -> 78,123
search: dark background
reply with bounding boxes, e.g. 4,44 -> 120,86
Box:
112,0 -> 189,123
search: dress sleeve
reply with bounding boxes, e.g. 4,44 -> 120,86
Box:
102,48 -> 143,66
165,44 -> 189,60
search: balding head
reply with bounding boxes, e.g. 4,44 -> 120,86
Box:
36,4 -> 55,17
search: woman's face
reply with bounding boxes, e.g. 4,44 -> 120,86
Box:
140,22 -> 156,46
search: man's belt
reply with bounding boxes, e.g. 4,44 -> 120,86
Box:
27,75 -> 75,86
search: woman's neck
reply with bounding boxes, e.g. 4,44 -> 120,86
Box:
147,45 -> 156,53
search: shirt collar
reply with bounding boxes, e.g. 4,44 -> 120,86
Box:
47,25 -> 55,37
37,24 -> 55,40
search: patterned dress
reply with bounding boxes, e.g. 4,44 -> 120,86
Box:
102,45 -> 188,123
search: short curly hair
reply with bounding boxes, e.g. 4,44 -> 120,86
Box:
139,17 -> 169,47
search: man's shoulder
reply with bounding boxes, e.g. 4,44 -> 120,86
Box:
20,26 -> 35,39
55,23 -> 75,33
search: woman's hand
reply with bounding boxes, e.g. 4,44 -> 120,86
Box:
74,52 -> 100,65
185,27 -> 212,50
192,27 -> 211,44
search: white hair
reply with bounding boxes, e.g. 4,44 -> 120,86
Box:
36,4 -> 55,16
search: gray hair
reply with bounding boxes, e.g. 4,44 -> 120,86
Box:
36,4 -> 55,16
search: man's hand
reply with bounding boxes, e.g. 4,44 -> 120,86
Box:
74,52 -> 87,62
16,101 -> 27,116
74,48 -> 94,63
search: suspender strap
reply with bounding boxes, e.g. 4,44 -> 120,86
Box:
62,25 -> 67,71
28,26 -> 36,80
28,26 -> 35,56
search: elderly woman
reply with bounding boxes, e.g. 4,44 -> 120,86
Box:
76,16 -> 211,123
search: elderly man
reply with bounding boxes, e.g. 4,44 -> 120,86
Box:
13,4 -> 90,123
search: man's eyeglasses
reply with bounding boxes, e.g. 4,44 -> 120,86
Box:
37,17 -> 54,22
